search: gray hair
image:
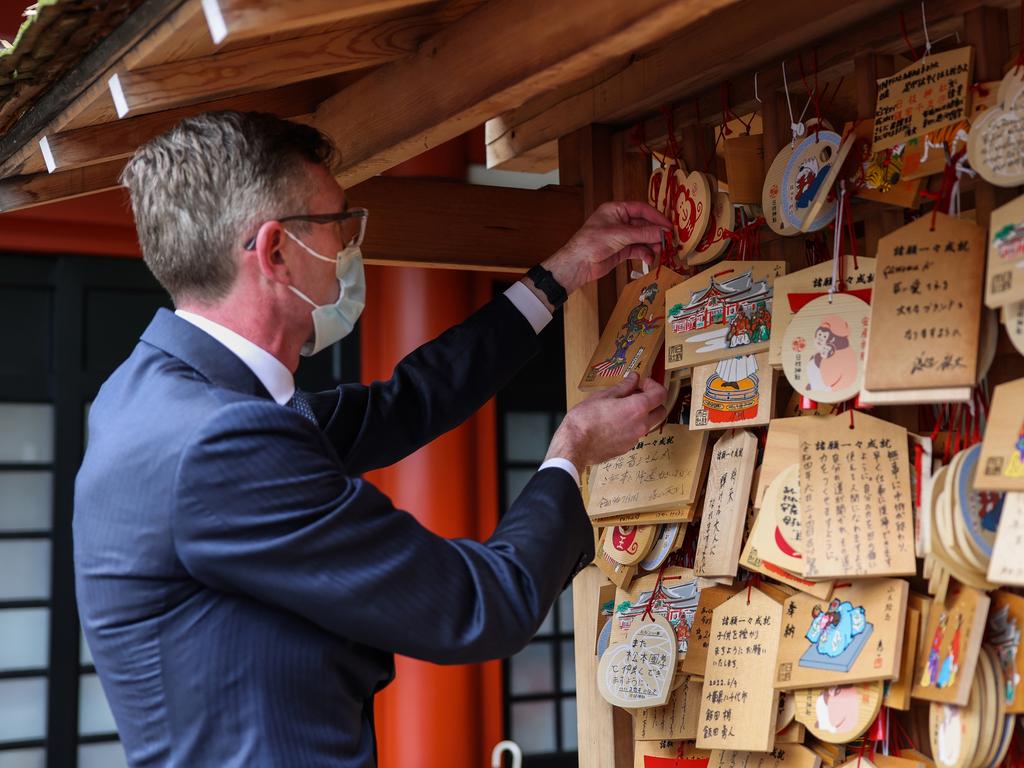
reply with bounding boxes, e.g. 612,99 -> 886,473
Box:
120,111 -> 336,305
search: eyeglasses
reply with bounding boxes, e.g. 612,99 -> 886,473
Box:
243,207 -> 369,251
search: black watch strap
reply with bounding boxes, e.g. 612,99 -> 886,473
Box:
526,264 -> 568,308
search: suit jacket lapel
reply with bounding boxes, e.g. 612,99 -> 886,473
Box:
140,308 -> 274,401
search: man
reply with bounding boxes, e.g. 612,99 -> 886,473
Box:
74,111 -> 670,767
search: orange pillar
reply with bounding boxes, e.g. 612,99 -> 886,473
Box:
362,135 -> 503,768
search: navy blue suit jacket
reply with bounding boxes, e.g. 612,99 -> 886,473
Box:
74,295 -> 593,767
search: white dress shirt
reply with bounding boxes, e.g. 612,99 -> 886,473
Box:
175,282 -> 580,485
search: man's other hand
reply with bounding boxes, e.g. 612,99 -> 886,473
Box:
545,373 -> 669,475
542,201 -> 673,296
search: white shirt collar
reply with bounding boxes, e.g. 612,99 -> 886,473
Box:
174,310 -> 295,405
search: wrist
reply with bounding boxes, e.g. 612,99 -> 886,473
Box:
546,424 -> 585,475
541,253 -> 585,296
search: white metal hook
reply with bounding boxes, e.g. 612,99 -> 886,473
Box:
754,72 -> 762,103
492,741 -> 523,768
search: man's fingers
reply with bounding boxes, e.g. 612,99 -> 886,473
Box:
616,201 -> 674,230
603,371 -> 640,398
639,377 -> 669,409
644,405 -> 668,432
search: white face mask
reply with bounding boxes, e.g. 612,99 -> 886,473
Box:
285,230 -> 366,356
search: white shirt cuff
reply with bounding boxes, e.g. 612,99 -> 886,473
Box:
539,457 -> 581,486
504,281 -> 553,335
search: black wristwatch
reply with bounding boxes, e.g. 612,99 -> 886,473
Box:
526,264 -> 568,308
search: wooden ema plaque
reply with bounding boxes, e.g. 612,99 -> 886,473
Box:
885,606 -> 921,710
799,412 -> 916,578
694,430 -> 757,578
680,584 -> 742,675
989,492 -> 1024,586
986,590 -> 1024,714
690,353 -> 773,431
598,613 -> 678,708
793,681 -> 884,743
634,677 -> 702,741
708,745 -> 821,768
846,119 -> 923,209
781,293 -> 871,404
864,213 -> 985,391
689,189 -> 733,267
674,170 -> 712,260
582,269 -> 683,390
967,68 -> 1024,187
665,261 -> 786,371
587,425 -> 708,519
696,588 -> 782,752
769,258 -> 876,368
755,464 -> 805,575
871,46 -> 972,153
984,194 -> 1024,308
611,568 -> 701,661
911,579 -> 990,706
775,579 -> 909,690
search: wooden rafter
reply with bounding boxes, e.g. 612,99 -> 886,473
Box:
201,0 -> 435,45
34,81 -> 332,176
107,0 -> 482,120
312,0 -> 743,188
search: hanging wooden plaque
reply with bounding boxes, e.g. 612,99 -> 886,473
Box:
1005,300 -> 1024,356
984,193 -> 1024,308
588,425 -> 708,519
928,687 -> 981,768
763,140 -> 800,236
694,430 -> 757,578
689,190 -> 734,267
988,491 -> 1024,587
696,588 -> 783,752
665,261 -> 786,371
582,270 -> 684,390
679,584 -> 742,675
799,412 -> 916,578
871,47 -> 972,152
650,160 -> 682,216
986,590 -> 1024,714
611,568 -> 701,660
708,745 -> 821,768
598,613 -> 678,708
634,677 -> 703,741
967,68 -> 1024,187
690,353 -> 773,431
604,523 -> 658,566
800,135 -> 857,232
885,606 -> 921,710
782,130 -> 842,233
846,120 -> 923,208
769,258 -> 876,367
973,378 -> 1024,490
753,464 -> 805,575
754,416 -> 817,509
674,170 -> 712,259
912,580 -> 990,706
864,213 -> 985,391
723,133 -> 765,205
793,681 -> 884,743
775,579 -> 909,689
782,293 -> 871,404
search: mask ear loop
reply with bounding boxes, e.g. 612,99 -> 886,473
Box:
284,229 -> 336,264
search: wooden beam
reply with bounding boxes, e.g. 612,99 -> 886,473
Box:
311,0 -> 742,188
34,82 -> 331,176
108,3 -> 480,120
484,0 -> 904,169
0,161 -> 126,213
559,123 -> 632,768
201,0 -> 434,45
348,177 -> 582,271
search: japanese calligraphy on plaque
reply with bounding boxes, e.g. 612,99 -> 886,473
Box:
775,579 -> 909,689
708,744 -> 822,768
583,269 -> 684,390
800,413 -> 916,578
598,613 -> 678,708
634,677 -> 703,741
696,589 -> 783,752
872,47 -> 972,152
588,425 -> 709,519
695,430 -> 757,578
864,213 -> 985,390
680,585 -> 742,675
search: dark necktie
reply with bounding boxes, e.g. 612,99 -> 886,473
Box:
286,389 -> 318,426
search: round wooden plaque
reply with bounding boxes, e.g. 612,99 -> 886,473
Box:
782,130 -> 842,232
674,170 -> 711,258
781,293 -> 871,404
794,681 -> 883,743
763,140 -> 799,236
688,190 -> 733,266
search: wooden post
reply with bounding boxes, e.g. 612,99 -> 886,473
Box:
761,93 -> 788,263
559,123 -> 634,768
964,5 -> 1013,230
611,130 -> 651,294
